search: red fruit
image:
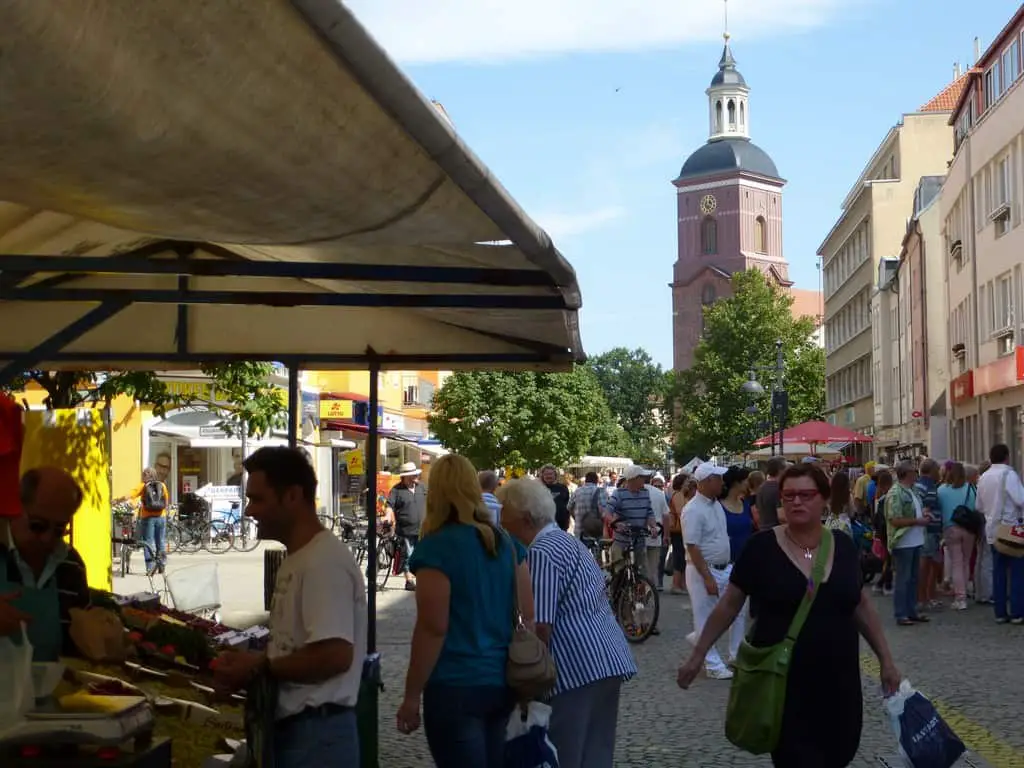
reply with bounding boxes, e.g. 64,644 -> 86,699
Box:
209,658 -> 221,671
160,645 -> 176,656
128,632 -> 143,643
141,641 -> 157,651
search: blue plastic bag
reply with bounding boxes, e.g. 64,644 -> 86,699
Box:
884,681 -> 965,768
505,701 -> 559,768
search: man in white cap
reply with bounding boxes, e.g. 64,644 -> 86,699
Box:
682,461 -> 732,679
387,462 -> 426,591
603,465 -> 657,570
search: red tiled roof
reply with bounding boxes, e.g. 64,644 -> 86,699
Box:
919,74 -> 970,113
789,288 -> 823,325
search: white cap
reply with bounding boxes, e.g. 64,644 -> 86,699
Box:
623,465 -> 653,480
693,462 -> 728,482
652,472 -> 666,482
800,456 -> 819,464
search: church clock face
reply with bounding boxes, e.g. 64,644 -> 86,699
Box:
699,194 -> 717,215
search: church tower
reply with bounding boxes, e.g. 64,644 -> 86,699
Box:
671,23 -> 788,372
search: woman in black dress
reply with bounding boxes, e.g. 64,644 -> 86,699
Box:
677,463 -> 901,767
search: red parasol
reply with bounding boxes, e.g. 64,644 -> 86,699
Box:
753,420 -> 873,449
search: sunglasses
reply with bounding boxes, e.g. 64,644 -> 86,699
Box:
27,517 -> 70,537
780,490 -> 820,503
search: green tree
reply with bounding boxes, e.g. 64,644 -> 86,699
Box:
669,269 -> 825,459
428,366 -> 628,470
2,363 -> 285,436
585,347 -> 669,463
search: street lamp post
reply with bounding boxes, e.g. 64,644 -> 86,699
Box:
742,339 -> 788,458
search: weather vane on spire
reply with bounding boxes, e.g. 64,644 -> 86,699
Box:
723,0 -> 730,42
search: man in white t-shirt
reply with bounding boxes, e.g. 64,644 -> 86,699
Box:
213,447 -> 366,768
682,462 -> 732,679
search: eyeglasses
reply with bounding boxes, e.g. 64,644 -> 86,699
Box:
27,517 -> 70,537
780,490 -> 820,504
156,463 -> 171,471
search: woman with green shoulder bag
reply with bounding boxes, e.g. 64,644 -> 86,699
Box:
677,463 -> 901,767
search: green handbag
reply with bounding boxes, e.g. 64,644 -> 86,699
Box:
724,528 -> 832,755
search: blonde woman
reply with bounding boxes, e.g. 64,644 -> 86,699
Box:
395,454 -> 534,768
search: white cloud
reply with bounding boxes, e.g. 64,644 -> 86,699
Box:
535,206 -> 626,238
345,0 -> 862,64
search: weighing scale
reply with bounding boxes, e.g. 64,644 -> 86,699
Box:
0,697 -> 170,767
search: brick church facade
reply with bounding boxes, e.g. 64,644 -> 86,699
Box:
671,35 -> 792,371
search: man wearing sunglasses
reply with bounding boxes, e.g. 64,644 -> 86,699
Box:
0,467 -> 91,660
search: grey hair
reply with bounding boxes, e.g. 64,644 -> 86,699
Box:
895,460 -> 917,481
478,469 -> 499,492
964,463 -> 980,481
496,478 -> 556,528
142,467 -> 158,483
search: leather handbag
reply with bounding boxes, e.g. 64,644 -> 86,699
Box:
951,485 -> 984,536
724,529 -> 832,755
504,533 -> 557,701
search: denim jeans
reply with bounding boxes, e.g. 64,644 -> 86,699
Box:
274,707 -> 359,768
892,545 -> 921,621
991,546 -> 1024,620
422,683 -> 513,768
137,516 -> 166,572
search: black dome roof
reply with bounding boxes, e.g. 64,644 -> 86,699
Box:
676,138 -> 780,182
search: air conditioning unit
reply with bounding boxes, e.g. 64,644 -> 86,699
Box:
998,334 -> 1016,357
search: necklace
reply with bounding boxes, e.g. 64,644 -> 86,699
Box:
785,527 -> 819,560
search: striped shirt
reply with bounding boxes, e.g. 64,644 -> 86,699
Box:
606,487 -> 655,547
481,492 -> 501,526
528,524 -> 637,697
567,483 -> 605,538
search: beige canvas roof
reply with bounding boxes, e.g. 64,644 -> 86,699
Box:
0,0 -> 583,374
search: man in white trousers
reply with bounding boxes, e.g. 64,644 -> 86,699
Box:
682,462 -> 733,680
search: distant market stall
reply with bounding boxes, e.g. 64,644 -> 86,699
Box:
0,1 -> 584,765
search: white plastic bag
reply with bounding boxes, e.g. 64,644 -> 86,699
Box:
0,623 -> 36,723
505,701 -> 559,768
883,680 -> 965,768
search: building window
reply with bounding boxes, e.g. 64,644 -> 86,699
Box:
754,216 -> 767,253
701,284 -> 716,305
1003,40 -> 1020,88
727,100 -> 737,130
715,100 -> 723,133
740,101 -> 746,127
701,216 -> 718,255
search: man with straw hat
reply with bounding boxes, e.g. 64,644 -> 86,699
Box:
387,462 -> 426,591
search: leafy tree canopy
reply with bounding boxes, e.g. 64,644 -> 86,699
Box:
3,363 -> 285,437
428,366 -> 629,470
669,269 -> 825,459
585,347 -> 670,465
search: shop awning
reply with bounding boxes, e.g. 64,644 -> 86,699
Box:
0,0 -> 583,378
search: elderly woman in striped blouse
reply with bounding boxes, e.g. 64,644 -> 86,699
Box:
499,478 -> 637,768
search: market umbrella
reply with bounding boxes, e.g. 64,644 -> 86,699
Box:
753,420 -> 872,454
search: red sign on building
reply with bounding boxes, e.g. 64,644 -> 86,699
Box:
950,370 -> 974,405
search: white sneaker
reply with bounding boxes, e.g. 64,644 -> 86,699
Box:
706,667 -> 734,680
952,599 -> 968,611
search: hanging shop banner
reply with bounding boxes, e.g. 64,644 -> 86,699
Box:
343,448 -> 364,476
320,399 -> 354,420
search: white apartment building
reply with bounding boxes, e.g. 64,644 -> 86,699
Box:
821,82 -> 961,462
943,8 -> 1024,471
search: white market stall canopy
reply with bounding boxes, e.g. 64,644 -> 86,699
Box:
0,0 -> 583,378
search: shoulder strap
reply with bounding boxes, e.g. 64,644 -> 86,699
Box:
784,529 -> 833,642
505,531 -> 522,628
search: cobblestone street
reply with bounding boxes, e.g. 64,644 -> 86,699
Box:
117,549 -> 1024,768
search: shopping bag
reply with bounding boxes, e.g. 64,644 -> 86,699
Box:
883,680 -> 965,768
0,623 -> 35,722
505,701 -> 559,768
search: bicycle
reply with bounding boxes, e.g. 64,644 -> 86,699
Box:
218,502 -> 260,552
606,523 -> 661,644
166,494 -> 235,555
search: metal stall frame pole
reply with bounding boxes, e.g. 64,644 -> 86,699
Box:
365,357 -> 379,653
288,367 -> 300,449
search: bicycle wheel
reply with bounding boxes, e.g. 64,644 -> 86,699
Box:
614,571 -> 660,643
233,517 -> 260,552
375,538 -> 393,591
165,522 -> 183,554
203,521 -> 235,554
119,541 -> 131,578
179,523 -> 202,554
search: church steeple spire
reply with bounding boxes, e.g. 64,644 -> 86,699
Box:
707,0 -> 750,142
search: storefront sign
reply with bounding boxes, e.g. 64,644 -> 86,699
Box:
950,370 -> 975,405
161,379 -> 214,401
973,347 -> 1024,396
195,485 -> 242,501
320,399 -> 354,420
382,412 -> 405,431
198,425 -> 229,438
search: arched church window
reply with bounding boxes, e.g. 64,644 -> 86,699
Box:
701,284 -> 716,305
727,100 -> 736,129
740,101 -> 746,127
755,216 -> 767,254
701,217 -> 718,255
715,101 -> 723,133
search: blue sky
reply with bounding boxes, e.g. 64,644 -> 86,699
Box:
348,0 -> 1018,368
